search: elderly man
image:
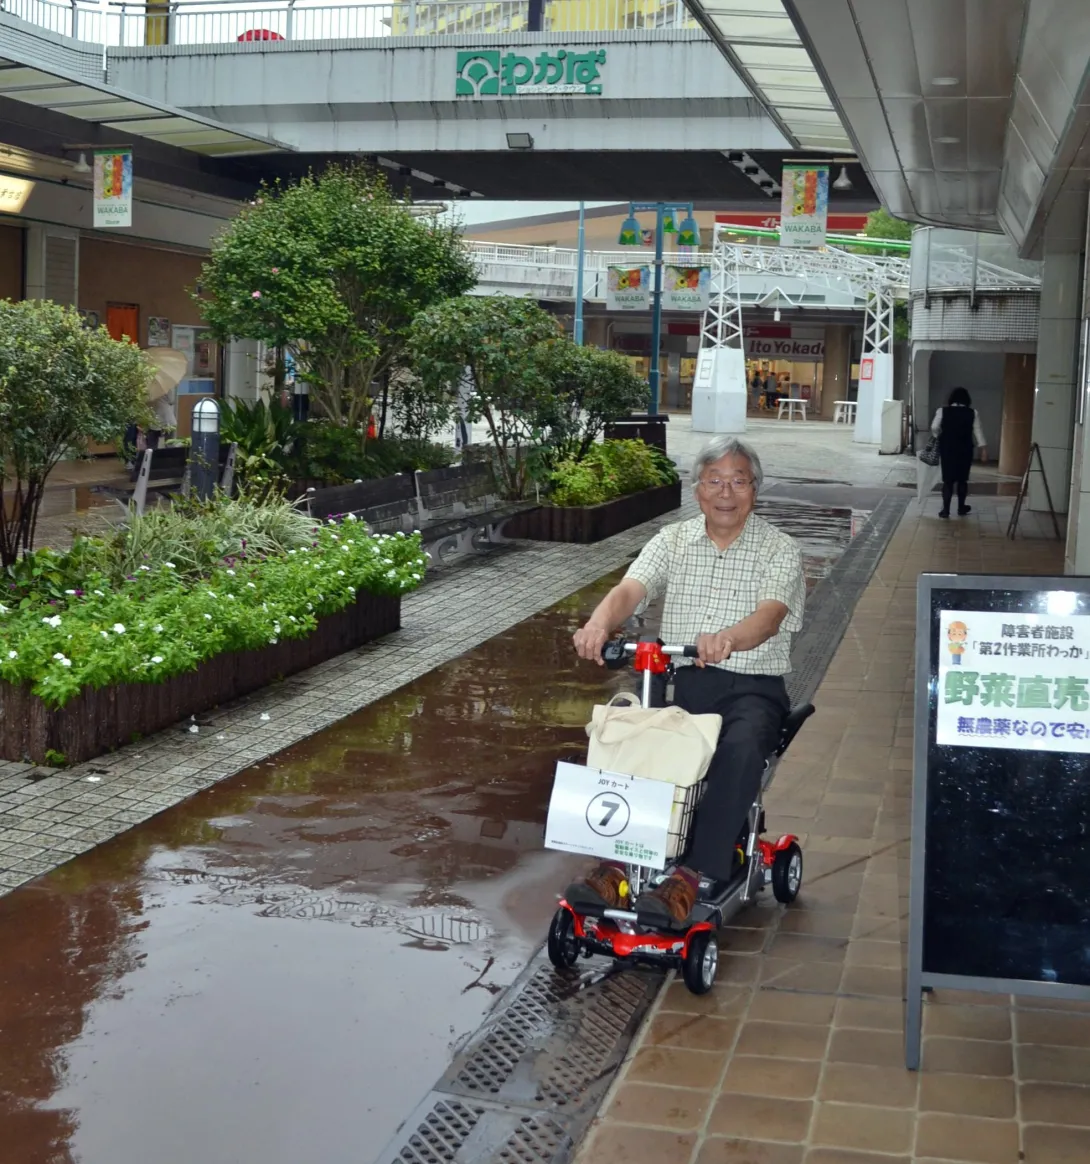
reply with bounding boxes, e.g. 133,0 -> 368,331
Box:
568,435 -> 805,927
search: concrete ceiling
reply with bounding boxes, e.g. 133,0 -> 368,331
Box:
253,150 -> 876,204
778,0 -> 1090,255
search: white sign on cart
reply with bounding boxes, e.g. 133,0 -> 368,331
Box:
545,761 -> 675,869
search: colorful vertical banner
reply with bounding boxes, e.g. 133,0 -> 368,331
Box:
663,266 -> 710,311
93,150 -> 133,229
606,265 -> 651,311
779,165 -> 829,248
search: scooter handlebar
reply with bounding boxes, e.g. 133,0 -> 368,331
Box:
600,640 -> 699,667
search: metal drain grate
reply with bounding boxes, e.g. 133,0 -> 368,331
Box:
787,494 -> 907,707
394,1099 -> 486,1164
447,964 -> 657,1108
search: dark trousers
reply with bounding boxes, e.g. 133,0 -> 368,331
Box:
672,667 -> 788,881
941,480 -> 968,513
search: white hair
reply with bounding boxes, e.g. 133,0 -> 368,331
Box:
691,436 -> 764,494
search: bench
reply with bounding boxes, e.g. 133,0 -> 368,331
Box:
304,461 -> 533,564
128,443 -> 238,514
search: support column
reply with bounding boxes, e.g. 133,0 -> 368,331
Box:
854,289 -> 894,443
1030,245 -> 1083,515
820,323 -> 850,420
998,353 -> 1035,478
694,241 -> 746,433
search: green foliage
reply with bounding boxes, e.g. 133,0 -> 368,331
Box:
389,370 -> 455,442
219,396 -> 304,494
0,514 -> 425,708
43,749 -> 67,768
534,342 -> 648,466
409,297 -> 561,499
291,420 -> 453,484
547,439 -> 675,507
863,208 -> 913,241
0,299 -> 151,566
197,164 -> 477,429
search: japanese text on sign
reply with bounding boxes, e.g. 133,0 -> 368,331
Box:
937,609 -> 1090,753
456,49 -> 607,97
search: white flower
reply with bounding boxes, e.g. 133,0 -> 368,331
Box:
341,545 -> 350,552
100,630 -> 109,639
42,615 -> 62,628
306,487 -> 315,493
396,531 -> 405,538
346,514 -> 357,522
305,602 -> 312,611
0,604 -> 8,615
112,623 -> 126,635
150,655 -> 163,664
64,589 -> 76,595
247,582 -> 256,589
62,658 -> 72,666
227,593 -> 235,600
288,550 -> 296,556
154,624 -> 163,633
336,570 -> 345,577
207,591 -> 217,599
412,573 -> 421,580
203,613 -> 212,620
52,652 -> 69,665
289,615 -> 297,622
7,650 -> 16,659
226,569 -> 236,575
93,589 -> 104,597
165,562 -> 175,569
386,570 -> 397,578
139,565 -> 150,572
269,638 -> 278,645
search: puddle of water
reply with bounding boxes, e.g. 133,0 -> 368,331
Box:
0,502 -> 854,1164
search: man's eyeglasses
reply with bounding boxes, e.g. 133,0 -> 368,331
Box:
699,476 -> 754,493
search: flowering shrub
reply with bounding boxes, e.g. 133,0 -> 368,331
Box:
0,519 -> 424,708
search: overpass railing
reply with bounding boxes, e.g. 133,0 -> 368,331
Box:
910,227 -> 1041,295
4,0 -> 696,47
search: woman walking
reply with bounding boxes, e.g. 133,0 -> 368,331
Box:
932,386 -> 987,518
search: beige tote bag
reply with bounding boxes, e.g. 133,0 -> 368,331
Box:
585,695 -> 722,852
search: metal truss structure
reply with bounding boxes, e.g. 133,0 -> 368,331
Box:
699,224 -> 910,357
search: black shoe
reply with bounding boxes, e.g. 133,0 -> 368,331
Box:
938,510 -> 950,519
958,505 -> 972,515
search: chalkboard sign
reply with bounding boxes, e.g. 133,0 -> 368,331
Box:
906,575 -> 1090,1069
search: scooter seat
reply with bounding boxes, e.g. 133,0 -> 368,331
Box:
775,703 -> 815,757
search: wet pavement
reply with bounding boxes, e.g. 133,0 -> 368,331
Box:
0,503 -> 856,1164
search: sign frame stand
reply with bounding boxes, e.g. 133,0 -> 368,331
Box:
906,573 -> 1090,1070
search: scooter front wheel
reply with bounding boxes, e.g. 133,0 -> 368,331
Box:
547,907 -> 580,969
682,930 -> 718,995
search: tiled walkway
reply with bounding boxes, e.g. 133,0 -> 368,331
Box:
575,501 -> 1079,1164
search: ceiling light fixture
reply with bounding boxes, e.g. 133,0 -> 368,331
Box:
70,152 -> 91,174
931,76 -> 960,86
505,132 -> 534,151
773,308 -> 782,322
832,165 -> 852,191
935,136 -> 960,144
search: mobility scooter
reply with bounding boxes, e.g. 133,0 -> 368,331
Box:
545,638 -> 813,994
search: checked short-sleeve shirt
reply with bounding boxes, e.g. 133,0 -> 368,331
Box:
625,513 -> 805,676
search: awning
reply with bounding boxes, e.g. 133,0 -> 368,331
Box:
683,0 -> 852,152
0,57 -> 290,156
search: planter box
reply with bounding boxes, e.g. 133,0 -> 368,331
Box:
504,481 -> 682,544
0,591 -> 401,766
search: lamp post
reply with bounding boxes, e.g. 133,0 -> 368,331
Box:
574,200 -> 586,346
620,201 -> 697,416
191,398 -> 220,501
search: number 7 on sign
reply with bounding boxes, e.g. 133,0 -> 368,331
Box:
598,800 -> 620,829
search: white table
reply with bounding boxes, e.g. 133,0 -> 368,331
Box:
833,400 -> 857,425
777,398 -> 809,421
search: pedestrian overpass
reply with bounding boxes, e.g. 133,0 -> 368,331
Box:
0,0 -> 880,201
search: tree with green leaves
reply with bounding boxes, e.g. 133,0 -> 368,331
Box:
409,297 -> 561,499
0,300 -> 151,565
535,342 -> 648,466
197,164 -> 477,432
863,207 -> 913,241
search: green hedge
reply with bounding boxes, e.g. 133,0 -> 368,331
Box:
548,440 -> 679,508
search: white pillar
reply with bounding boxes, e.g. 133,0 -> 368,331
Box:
691,347 -> 747,433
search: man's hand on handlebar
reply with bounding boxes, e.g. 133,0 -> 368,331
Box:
695,630 -> 735,668
573,622 -> 610,665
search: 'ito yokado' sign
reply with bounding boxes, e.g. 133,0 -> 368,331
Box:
937,609 -> 1090,752
455,49 -> 607,96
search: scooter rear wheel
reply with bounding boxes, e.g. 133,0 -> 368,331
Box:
772,842 -> 804,904
682,930 -> 718,995
547,907 -> 580,969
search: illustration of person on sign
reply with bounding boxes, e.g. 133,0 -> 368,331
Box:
947,621 -> 969,666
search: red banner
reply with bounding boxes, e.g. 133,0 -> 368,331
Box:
715,211 -> 869,233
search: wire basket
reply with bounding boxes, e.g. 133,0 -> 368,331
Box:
666,779 -> 706,859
